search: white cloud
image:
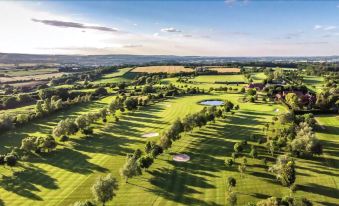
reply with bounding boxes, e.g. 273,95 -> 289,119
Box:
314,25 -> 323,30
323,26 -> 336,31
153,33 -> 159,37
161,27 -> 182,33
314,25 -> 337,31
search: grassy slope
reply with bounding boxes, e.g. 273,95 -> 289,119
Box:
303,76 -> 324,93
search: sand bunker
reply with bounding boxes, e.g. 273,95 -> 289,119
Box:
274,108 -> 280,112
142,132 -> 159,138
173,154 -> 190,162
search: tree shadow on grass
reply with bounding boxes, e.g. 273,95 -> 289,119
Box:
30,147 -> 108,174
0,166 -> 58,201
71,132 -> 140,156
147,168 -> 220,206
316,201 -> 339,206
298,183 -> 338,199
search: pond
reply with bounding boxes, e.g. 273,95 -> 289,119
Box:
199,100 -> 224,106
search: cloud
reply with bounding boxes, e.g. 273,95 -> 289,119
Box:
224,0 -> 249,6
314,24 -> 337,31
323,26 -> 336,31
284,30 -> 304,39
122,44 -> 143,48
153,32 -> 159,37
161,27 -> 181,33
314,25 -> 323,30
182,34 -> 193,38
31,18 -> 119,32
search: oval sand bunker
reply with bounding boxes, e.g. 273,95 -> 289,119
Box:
142,132 -> 159,138
173,154 -> 190,162
274,108 -> 280,112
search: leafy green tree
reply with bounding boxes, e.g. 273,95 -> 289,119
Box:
124,97 -> 138,111
285,93 -> 299,109
35,100 -> 44,117
225,158 -> 234,167
91,174 -> 118,206
234,142 -> 243,153
269,155 -> 296,187
227,176 -> 236,191
250,145 -> 258,158
120,155 -> 142,183
138,155 -> 154,171
4,153 -> 18,167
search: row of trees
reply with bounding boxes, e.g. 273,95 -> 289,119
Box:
119,101 -> 236,183
53,108 -> 108,138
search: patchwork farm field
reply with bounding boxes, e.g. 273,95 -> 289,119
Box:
207,67 -> 241,73
132,66 -> 194,73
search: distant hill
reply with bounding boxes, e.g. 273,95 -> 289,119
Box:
0,53 -> 338,66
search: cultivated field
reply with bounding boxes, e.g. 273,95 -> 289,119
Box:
207,67 -> 241,73
132,66 -> 194,73
0,72 -> 65,83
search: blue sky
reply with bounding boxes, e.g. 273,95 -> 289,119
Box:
0,0 -> 338,56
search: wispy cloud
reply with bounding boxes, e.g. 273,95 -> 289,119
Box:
314,24 -> 337,31
323,26 -> 336,31
182,34 -> 193,38
224,0 -> 249,6
161,27 -> 182,33
31,18 -> 119,32
122,44 -> 143,48
284,30 -> 304,39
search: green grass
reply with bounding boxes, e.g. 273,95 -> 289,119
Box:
0,90 -> 337,205
161,75 -> 247,90
251,72 -> 266,82
303,75 -> 324,93
103,68 -> 134,78
92,69 -> 137,84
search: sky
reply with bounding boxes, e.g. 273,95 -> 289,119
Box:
0,0 -> 339,56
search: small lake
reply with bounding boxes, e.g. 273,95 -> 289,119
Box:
199,100 -> 224,106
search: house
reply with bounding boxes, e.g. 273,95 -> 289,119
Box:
247,83 -> 265,90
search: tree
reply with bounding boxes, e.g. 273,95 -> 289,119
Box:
234,142 -> 243,153
91,174 -> 118,206
124,97 -> 138,111
138,155 -> 153,170
120,155 -> 142,183
225,158 -> 234,167
238,164 -> 247,178
75,115 -> 90,131
20,136 -> 38,153
250,145 -> 258,158
93,87 -> 108,96
290,122 -> 322,157
269,155 -> 296,187
35,100 -> 45,117
247,88 -> 257,96
4,153 -> 18,167
227,176 -> 236,191
285,93 -> 299,109
226,191 -> 237,206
